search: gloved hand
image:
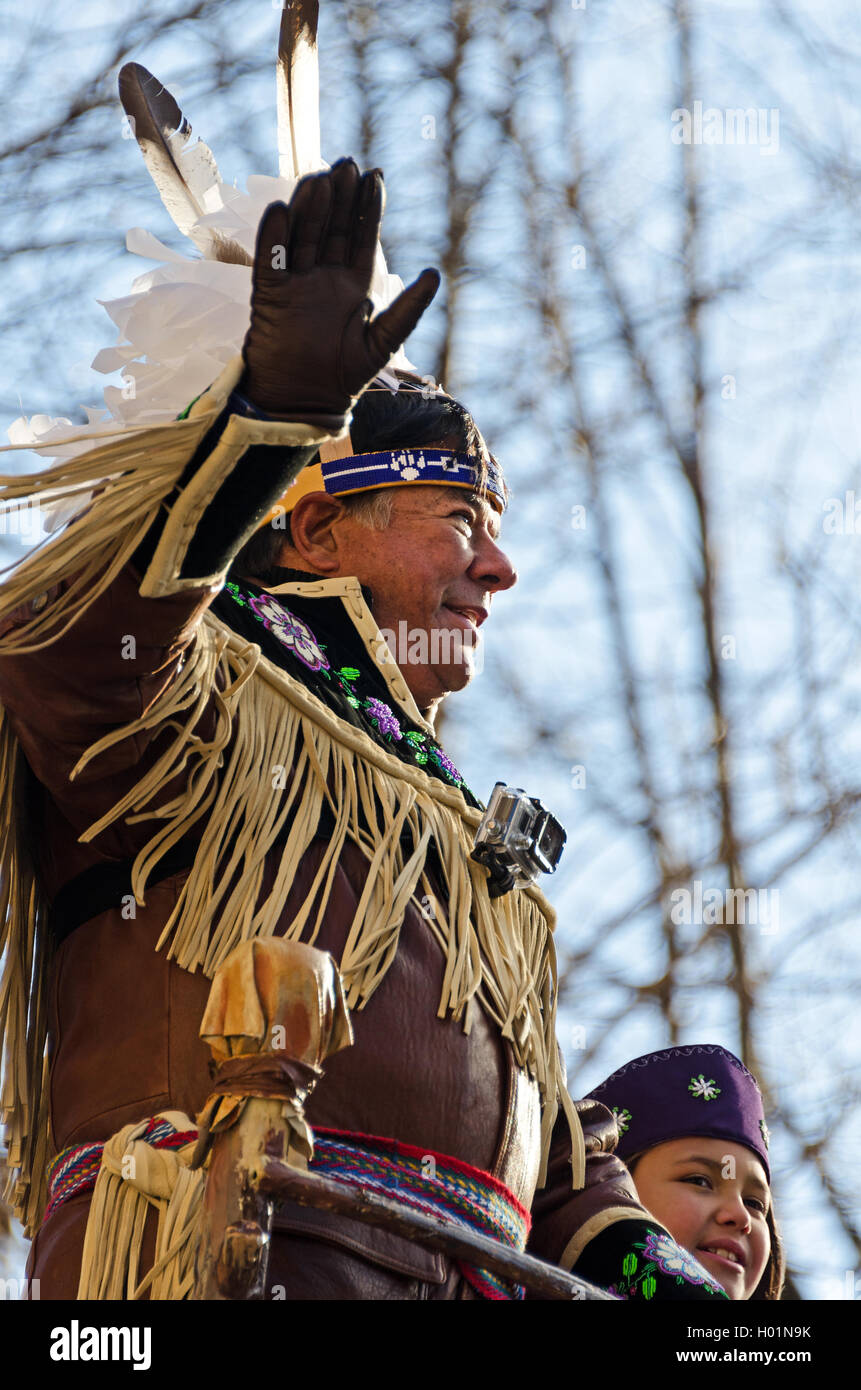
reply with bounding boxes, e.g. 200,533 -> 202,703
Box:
240,157 -> 440,430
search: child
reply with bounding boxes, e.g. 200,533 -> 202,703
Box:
587,1043 -> 784,1299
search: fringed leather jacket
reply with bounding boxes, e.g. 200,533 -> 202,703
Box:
0,361 -> 724,1300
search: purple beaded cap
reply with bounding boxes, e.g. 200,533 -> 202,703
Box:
587,1043 -> 770,1180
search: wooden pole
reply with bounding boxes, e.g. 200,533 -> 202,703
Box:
192,1098 -> 287,1301
258,1160 -> 614,1301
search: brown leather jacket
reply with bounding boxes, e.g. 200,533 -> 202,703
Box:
0,385 -> 648,1299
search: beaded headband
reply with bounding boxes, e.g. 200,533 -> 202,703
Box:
260,444 -> 507,525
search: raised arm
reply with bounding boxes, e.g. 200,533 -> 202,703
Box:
133,157 -> 438,598
0,158 -> 439,837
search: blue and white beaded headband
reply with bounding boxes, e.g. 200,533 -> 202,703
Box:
262,447 -> 508,524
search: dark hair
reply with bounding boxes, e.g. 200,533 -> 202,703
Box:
752,1205 -> 786,1301
350,374 -> 485,455
230,376 -> 497,584
626,1151 -> 785,1301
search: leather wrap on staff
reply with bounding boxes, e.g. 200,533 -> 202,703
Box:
192,937 -> 352,1300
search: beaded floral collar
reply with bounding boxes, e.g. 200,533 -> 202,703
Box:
219,578 -> 473,799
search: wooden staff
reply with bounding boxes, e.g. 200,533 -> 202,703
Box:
190,938 -> 352,1301
191,938 -> 611,1301
258,1161 -> 613,1301
192,1100 -> 279,1300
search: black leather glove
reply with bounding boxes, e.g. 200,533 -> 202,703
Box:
240,157 -> 440,430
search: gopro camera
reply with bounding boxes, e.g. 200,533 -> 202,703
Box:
471,782 -> 567,898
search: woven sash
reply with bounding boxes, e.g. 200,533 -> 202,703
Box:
310,1127 -> 531,1299
44,1119 -> 530,1300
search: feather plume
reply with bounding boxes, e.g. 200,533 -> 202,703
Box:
277,1 -> 322,180
118,63 -> 251,265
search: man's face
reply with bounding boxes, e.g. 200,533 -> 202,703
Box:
331,484 -> 517,714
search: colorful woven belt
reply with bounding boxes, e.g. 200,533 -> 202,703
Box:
43,1116 -> 196,1223
44,1141 -> 104,1224
44,1118 -> 530,1300
311,1126 -> 531,1299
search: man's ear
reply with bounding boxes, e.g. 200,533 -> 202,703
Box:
287,492 -> 348,574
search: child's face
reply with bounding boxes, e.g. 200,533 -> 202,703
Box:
632,1137 -> 771,1299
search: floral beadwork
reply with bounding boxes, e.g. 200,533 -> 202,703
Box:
333,668 -> 404,744
612,1106 -> 632,1136
363,697 -> 403,741
404,730 -> 429,765
246,592 -> 331,673
334,667 -> 362,707
224,584 -> 469,789
336,665 -> 465,785
608,1227 -> 725,1301
225,581 -> 251,607
225,582 -> 332,674
429,745 -> 464,785
688,1074 -> 721,1101
641,1230 -> 719,1287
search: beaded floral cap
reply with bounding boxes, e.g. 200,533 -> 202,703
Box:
587,1043 -> 771,1182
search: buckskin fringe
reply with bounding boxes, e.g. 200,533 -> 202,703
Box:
0,412 -> 216,1232
0,726 -> 53,1233
67,610 -> 576,1184
76,1114 -> 205,1301
0,427 -> 580,1234
0,414 -> 213,656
